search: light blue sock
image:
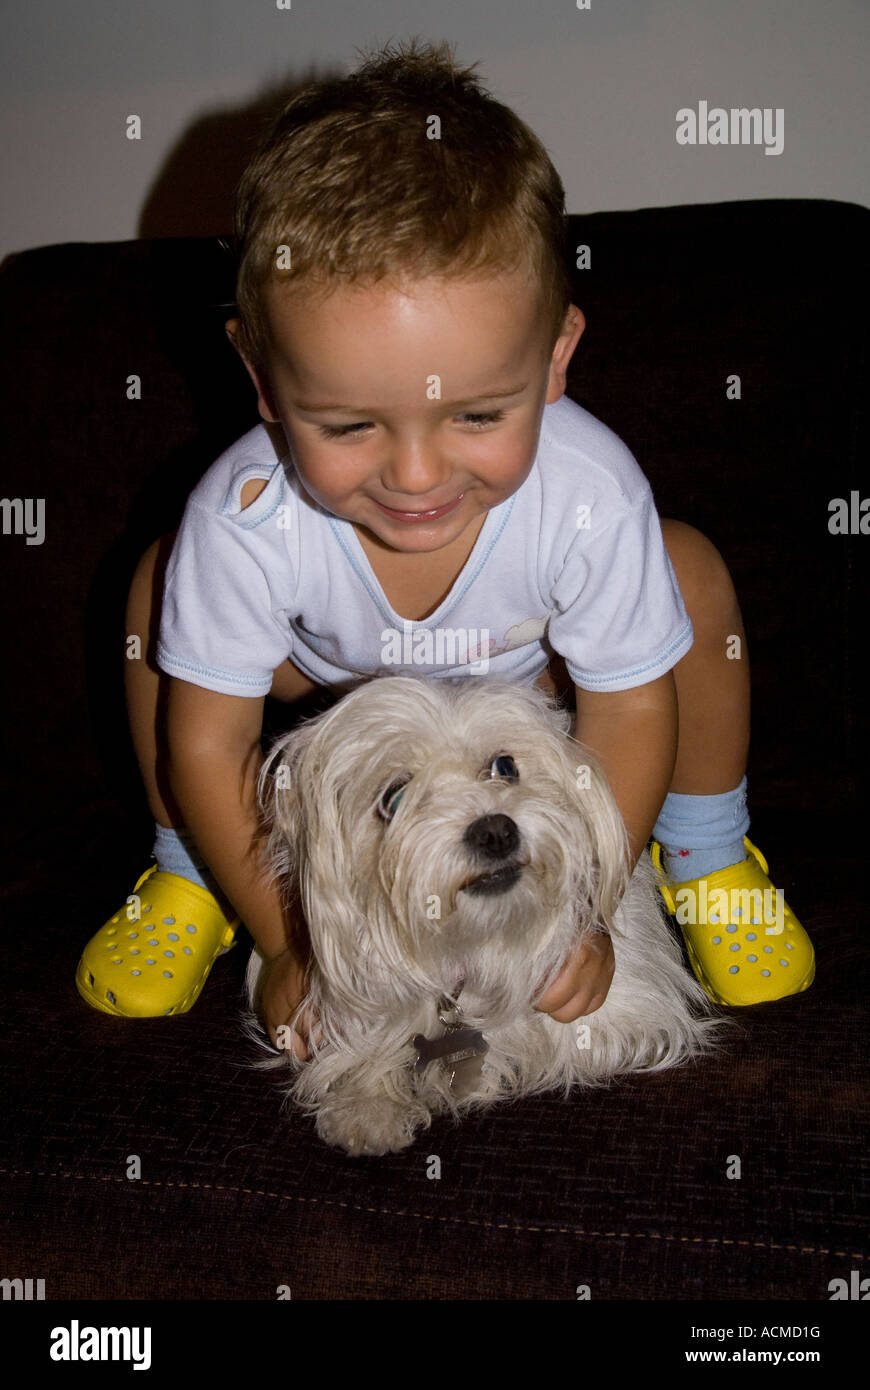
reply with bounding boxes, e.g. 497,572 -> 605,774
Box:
151,824 -> 233,915
652,776 -> 750,882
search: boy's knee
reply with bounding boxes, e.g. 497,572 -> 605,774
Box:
660,518 -> 740,633
661,518 -> 732,597
132,532 -> 177,585
127,532 -> 177,632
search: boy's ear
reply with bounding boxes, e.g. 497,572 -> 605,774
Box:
224,317 -> 281,424
545,305 -> 586,404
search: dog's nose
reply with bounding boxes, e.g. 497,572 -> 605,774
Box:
462,812 -> 520,862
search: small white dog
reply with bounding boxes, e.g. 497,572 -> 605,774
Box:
243,674 -> 726,1155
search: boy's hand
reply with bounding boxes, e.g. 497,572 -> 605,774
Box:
261,946 -> 322,1060
534,931 -> 615,1022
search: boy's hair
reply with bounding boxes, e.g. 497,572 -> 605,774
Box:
232,37 -> 572,376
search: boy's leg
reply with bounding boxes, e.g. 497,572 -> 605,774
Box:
654,518 -> 814,1005
77,534 -> 236,1016
656,518 -> 752,877
124,532 -> 184,830
659,519 -> 750,795
125,535 -> 231,892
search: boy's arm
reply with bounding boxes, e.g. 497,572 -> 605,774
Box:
533,670 -> 677,1023
164,677 -> 292,962
573,670 -> 679,872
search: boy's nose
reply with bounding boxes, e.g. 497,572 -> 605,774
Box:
379,439 -> 453,499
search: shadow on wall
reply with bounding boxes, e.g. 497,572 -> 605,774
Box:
136,64 -> 344,239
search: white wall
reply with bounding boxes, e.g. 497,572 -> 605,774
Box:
2,0 -> 867,262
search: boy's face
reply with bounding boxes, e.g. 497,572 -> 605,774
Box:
227,268 -> 584,554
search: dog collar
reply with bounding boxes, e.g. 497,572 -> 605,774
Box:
412,986 -> 488,1097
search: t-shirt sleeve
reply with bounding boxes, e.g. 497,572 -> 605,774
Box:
547,486 -> 694,691
156,497 -> 294,697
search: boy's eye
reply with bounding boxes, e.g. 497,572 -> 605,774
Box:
317,409 -> 505,441
318,422 -> 371,439
377,777 -> 410,821
459,410 -> 505,429
488,753 -> 519,781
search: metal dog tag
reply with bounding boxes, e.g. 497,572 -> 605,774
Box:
412,993 -> 488,1097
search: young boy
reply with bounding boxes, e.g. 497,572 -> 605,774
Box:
76,40 -> 814,1052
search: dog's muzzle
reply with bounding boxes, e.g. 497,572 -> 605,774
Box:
459,812 -> 524,897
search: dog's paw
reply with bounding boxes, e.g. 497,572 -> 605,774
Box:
316,1097 -> 423,1156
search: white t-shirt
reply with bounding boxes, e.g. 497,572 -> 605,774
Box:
156,393 -> 693,696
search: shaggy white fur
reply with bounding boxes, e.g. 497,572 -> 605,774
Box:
242,674 -> 727,1155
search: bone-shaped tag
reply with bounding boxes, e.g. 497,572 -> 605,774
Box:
412,1025 -> 488,1074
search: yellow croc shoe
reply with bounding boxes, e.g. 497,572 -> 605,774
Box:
649,836 -> 815,1006
76,864 -> 240,1017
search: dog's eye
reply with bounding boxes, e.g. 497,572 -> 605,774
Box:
377,778 -> 409,821
489,754 -> 518,782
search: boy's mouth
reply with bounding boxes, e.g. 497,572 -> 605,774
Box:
374,492 -> 465,523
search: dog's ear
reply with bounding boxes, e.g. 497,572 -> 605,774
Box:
257,719 -> 322,887
566,738 -> 633,935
